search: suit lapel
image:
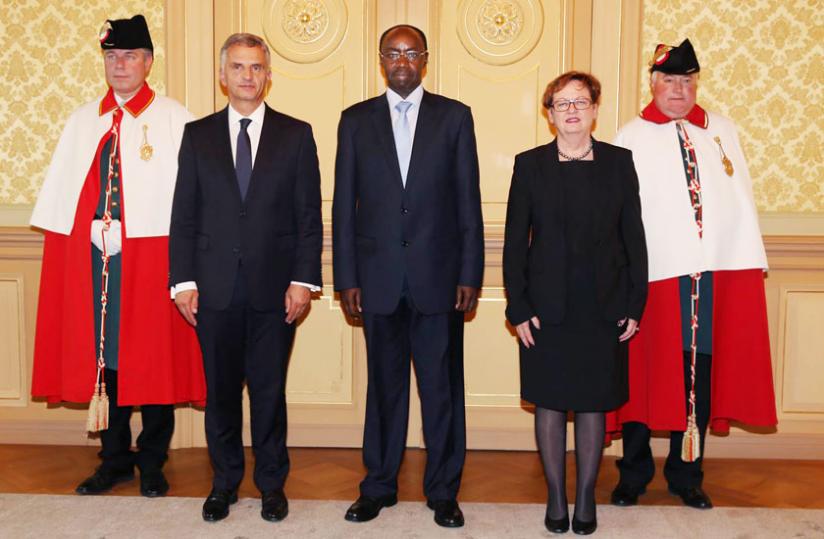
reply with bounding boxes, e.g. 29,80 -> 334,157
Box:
245,105 -> 278,201
404,91 -> 436,191
212,107 -> 239,199
538,140 -> 565,229
589,139 -> 613,236
369,95 -> 404,188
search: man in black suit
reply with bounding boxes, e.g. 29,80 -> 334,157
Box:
332,25 -> 484,528
169,33 -> 322,523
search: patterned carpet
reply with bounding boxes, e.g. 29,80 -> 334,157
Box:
1,494 -> 823,538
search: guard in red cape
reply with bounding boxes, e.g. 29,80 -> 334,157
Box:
29,14 -> 205,498
608,39 -> 777,509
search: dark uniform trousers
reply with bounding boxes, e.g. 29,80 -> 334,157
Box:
99,368 -> 175,474
195,265 -> 295,493
617,351 -> 712,490
360,289 -> 467,502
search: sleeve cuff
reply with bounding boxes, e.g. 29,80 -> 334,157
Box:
291,281 -> 321,292
171,281 -> 198,299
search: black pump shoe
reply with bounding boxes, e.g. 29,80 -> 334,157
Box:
544,512 -> 570,533
572,515 -> 597,535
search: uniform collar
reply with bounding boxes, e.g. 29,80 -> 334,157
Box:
99,83 -> 155,117
640,100 -> 708,128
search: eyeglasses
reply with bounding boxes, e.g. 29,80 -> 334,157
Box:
379,50 -> 428,62
550,98 -> 593,112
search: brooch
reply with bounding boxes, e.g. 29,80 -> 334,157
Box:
713,136 -> 733,177
139,124 -> 153,161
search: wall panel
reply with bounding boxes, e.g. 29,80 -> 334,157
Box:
438,0 -> 563,223
0,275 -> 25,405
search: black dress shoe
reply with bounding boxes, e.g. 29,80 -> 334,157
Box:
344,494 -> 398,522
610,482 -> 645,506
668,486 -> 713,509
544,512 -> 570,533
202,489 -> 238,522
572,515 -> 597,535
427,499 -> 465,528
75,468 -> 134,495
139,470 -> 169,498
261,489 -> 289,522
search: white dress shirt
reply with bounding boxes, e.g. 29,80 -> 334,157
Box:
386,84 -> 424,145
173,102 -> 319,298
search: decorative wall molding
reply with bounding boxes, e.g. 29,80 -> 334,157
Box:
262,0 -> 348,63
456,0 -> 544,65
0,274 -> 26,406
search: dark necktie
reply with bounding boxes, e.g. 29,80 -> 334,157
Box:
236,118 -> 252,200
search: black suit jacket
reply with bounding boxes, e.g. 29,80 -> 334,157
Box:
503,140 -> 647,326
332,91 -> 484,315
170,105 -> 322,311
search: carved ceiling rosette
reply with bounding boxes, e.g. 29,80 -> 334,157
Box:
262,0 -> 348,64
457,0 -> 544,66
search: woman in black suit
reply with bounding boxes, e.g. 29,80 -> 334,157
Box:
503,72 -> 647,535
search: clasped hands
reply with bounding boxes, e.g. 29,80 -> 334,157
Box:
339,285 -> 480,320
516,316 -> 640,348
174,284 -> 312,327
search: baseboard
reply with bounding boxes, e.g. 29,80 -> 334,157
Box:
3,419 -> 822,459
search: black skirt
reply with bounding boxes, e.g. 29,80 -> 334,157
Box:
519,161 -> 629,412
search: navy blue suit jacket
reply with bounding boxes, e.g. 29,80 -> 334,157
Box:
170,105 -> 322,311
332,91 -> 484,315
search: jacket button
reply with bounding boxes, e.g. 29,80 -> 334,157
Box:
401,207 -> 409,214
402,241 -> 409,247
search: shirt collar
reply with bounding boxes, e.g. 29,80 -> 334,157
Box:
386,85 -> 424,111
228,101 -> 266,126
99,83 -> 155,117
640,100 -> 708,128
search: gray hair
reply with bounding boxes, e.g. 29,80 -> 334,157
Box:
219,33 -> 271,71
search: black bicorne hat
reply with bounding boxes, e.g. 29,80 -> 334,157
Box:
99,14 -> 153,51
649,38 -> 700,74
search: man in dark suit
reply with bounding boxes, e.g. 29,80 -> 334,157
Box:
332,24 -> 484,528
169,33 -> 322,523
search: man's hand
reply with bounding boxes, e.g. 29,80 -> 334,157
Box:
340,288 -> 362,320
618,318 -> 640,342
455,286 -> 479,312
515,316 -> 541,348
285,284 -> 311,324
175,289 -> 199,327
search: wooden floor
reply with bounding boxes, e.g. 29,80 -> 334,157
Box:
1,445 -> 822,509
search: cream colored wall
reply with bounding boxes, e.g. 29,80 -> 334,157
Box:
1,0 -> 824,459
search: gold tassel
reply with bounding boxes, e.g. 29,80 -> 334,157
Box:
97,382 -> 109,431
87,383 -> 101,432
681,412 -> 701,462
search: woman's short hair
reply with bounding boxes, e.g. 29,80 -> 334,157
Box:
542,71 -> 601,109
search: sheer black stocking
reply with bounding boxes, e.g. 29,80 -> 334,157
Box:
535,407 -> 568,519
573,411 -> 605,522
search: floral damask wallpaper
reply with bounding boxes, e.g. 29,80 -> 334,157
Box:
641,0 -> 823,211
0,0 -> 165,205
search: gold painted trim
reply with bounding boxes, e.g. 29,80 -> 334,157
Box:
618,0 -> 643,126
